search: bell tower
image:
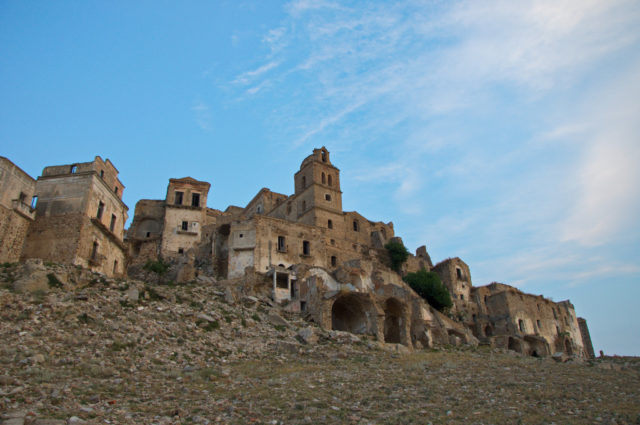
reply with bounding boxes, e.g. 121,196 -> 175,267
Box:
293,147 -> 343,225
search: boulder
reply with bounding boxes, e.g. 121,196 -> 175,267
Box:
296,327 -> 318,345
268,312 -> 290,328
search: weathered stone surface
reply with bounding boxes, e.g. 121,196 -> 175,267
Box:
296,327 -> 318,345
267,312 -> 290,328
12,270 -> 49,293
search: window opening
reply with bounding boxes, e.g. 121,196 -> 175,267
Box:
290,279 -> 297,298
174,191 -> 183,205
109,214 -> 116,232
322,172 -> 326,184
114,186 -> 119,195
330,239 -> 335,246
30,195 -> 38,209
537,319 -> 542,329
178,248 -> 184,254
146,232 -> 151,238
328,175 -> 332,186
277,236 -> 286,252
302,200 -> 306,211
456,268 -> 462,279
113,260 -> 118,274
71,165 -> 77,173
460,294 -> 465,300
331,256 -> 337,267
300,301 -> 307,312
100,170 -> 104,178
302,240 -> 310,256
91,242 -> 98,260
302,176 -> 306,188
328,219 -> 333,229
325,194 -> 331,201
518,319 -> 525,332
353,220 -> 359,231
321,150 -> 327,162
276,272 -> 288,289
181,221 -> 188,231
192,193 -> 200,207
97,202 -> 104,219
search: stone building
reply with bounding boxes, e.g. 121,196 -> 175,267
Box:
21,156 -> 128,277
1,147 -> 592,356
465,282 -> 587,357
0,157 -> 37,263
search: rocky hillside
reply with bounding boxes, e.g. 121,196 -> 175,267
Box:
1,261 -> 639,425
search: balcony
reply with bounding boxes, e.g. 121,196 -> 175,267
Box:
11,200 -> 35,220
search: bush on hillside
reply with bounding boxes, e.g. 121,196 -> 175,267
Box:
385,240 -> 409,273
404,269 -> 452,312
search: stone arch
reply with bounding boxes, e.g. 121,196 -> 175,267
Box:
383,298 -> 405,344
331,293 -> 377,336
524,335 -> 550,358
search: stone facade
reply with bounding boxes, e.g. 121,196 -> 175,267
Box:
0,157 -> 37,263
21,156 -> 128,277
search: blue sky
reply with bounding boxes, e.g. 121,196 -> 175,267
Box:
1,1 -> 639,355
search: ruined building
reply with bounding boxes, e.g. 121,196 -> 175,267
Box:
0,157 -> 37,263
16,157 -> 128,276
0,149 -> 594,358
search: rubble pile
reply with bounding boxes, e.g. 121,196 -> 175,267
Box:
1,262 -> 639,424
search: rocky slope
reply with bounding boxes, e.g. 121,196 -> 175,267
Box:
1,262 -> 639,425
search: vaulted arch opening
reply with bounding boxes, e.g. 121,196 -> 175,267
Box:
383,298 -> 404,344
331,293 -> 376,336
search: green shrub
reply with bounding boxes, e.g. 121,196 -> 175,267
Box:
404,269 -> 452,312
384,240 -> 409,273
143,259 -> 170,275
46,273 -> 63,288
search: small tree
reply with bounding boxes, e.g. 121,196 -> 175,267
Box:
404,269 -> 452,312
385,240 -> 409,273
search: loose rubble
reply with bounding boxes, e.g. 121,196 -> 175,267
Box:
1,263 -> 639,424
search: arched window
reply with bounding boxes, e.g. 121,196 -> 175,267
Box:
321,150 -> 327,162
322,172 -> 326,184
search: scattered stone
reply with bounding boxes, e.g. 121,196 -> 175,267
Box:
126,287 -> 139,302
224,287 -> 236,305
268,312 -> 290,328
296,327 -> 317,345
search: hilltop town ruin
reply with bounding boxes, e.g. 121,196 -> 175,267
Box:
0,148 -> 595,359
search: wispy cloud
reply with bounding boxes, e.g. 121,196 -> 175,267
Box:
191,100 -> 212,131
232,0 -> 640,294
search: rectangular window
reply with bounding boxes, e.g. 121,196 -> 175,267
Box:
174,191 -> 183,205
192,193 -> 200,207
302,240 -> 310,256
91,242 -> 98,260
97,201 -> 104,219
109,214 -> 116,232
30,195 -> 38,209
537,320 -> 542,329
276,272 -> 289,289
178,248 -> 184,254
113,260 -> 118,274
353,220 -> 359,231
277,236 -> 286,252
331,256 -> 337,267
325,193 -> 331,201
456,268 -> 462,279
181,221 -> 188,231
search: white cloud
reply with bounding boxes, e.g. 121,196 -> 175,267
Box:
232,61 -> 280,85
191,101 -> 212,131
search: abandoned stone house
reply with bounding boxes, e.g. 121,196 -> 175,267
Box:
0,148 -> 594,358
0,156 -> 128,277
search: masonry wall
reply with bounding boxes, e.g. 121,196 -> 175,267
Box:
433,258 -> 472,314
0,157 -> 36,262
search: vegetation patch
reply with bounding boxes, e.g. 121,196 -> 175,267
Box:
404,269 -> 452,312
385,240 -> 409,273
46,273 -> 63,288
143,259 -> 170,275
